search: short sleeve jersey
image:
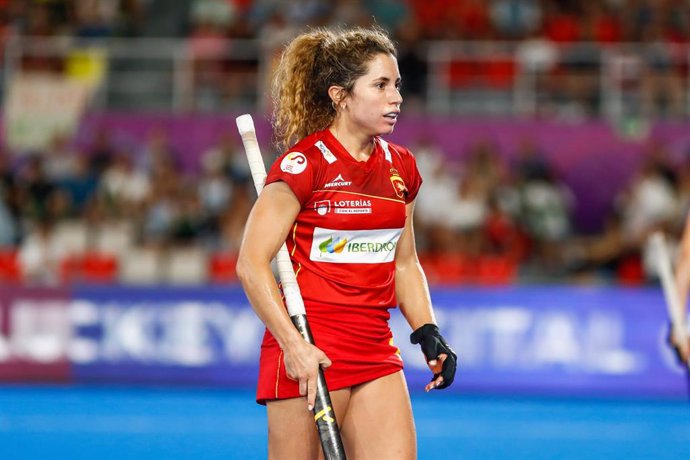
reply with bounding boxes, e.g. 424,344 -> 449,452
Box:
265,128 -> 422,309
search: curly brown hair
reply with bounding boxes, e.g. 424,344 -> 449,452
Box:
271,26 -> 397,152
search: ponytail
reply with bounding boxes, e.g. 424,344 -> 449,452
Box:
271,26 -> 396,152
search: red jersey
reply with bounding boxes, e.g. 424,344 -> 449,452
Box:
257,128 -> 422,403
264,128 -> 422,309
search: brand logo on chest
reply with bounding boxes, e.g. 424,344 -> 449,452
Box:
324,173 -> 352,188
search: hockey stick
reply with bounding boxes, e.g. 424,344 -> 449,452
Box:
235,114 -> 346,460
649,231 -> 690,399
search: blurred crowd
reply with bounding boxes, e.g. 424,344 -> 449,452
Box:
1,0 -> 690,285
1,0 -> 690,115
0,123 -> 688,286
0,127 -> 255,284
411,136 -> 689,284
2,0 -> 688,42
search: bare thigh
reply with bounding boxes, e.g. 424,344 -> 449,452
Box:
341,371 -> 416,460
266,387 -> 351,460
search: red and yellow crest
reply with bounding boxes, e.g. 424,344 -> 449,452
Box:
389,168 -> 408,199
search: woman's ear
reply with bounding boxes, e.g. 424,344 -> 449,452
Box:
328,85 -> 347,109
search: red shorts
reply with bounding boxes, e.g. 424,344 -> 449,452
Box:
256,302 -> 404,404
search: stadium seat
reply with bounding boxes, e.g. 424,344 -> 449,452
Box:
52,220 -> 90,256
209,252 -> 238,283
0,249 -> 21,283
82,252 -> 118,283
94,220 -> 135,254
59,255 -> 84,283
420,254 -> 476,285
119,247 -> 163,285
477,255 -> 517,285
165,246 -> 208,285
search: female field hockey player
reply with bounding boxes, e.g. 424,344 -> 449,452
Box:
236,26 -> 457,459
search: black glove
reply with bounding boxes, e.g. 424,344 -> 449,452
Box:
410,323 -> 457,389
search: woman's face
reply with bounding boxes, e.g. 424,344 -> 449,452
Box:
342,53 -> 403,136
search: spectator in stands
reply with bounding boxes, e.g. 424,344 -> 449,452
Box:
100,151 -> 151,215
219,179 -> 252,252
617,154 -> 678,248
137,126 -> 179,177
327,0 -> 370,29
142,179 -> 178,247
249,0 -> 330,30
0,199 -> 16,247
364,0 -> 409,33
21,2 -> 62,72
0,152 -> 17,246
514,139 -> 574,271
188,0 -> 236,110
198,146 -> 235,246
200,132 -> 252,184
18,217 -> 64,285
0,149 -> 19,219
482,192 -> 526,261
490,0 -> 541,40
465,141 -> 505,198
86,126 -> 117,177
56,155 -> 99,217
414,144 -> 460,254
191,0 -> 237,29
639,19 -> 684,118
170,184 -> 207,244
199,143 -> 233,227
396,19 -> 427,112
446,173 -> 489,255
564,208 -> 625,282
114,0 -> 145,36
15,156 -> 58,221
519,170 -> 574,270
72,0 -> 115,39
44,134 -> 80,183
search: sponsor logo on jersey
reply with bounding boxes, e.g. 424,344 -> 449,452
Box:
318,236 -> 348,253
389,168 -> 408,199
324,173 -> 352,188
335,208 -> 371,214
334,199 -> 371,214
314,200 -> 330,216
315,141 -> 337,164
280,152 -> 307,174
310,227 -> 402,263
313,199 -> 371,215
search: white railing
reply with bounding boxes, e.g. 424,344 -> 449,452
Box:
4,36 -> 690,118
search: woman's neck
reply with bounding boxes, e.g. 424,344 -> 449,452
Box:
329,121 -> 374,163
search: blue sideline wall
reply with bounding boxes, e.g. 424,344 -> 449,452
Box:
0,285 -> 686,398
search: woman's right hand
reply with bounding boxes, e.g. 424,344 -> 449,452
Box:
282,340 -> 332,411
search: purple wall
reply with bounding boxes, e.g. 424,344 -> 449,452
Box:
73,114 -> 690,232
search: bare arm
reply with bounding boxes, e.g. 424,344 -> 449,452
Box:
236,181 -> 330,409
395,202 -> 436,330
396,201 -> 454,391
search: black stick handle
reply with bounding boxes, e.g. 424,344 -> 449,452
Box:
291,314 -> 347,460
